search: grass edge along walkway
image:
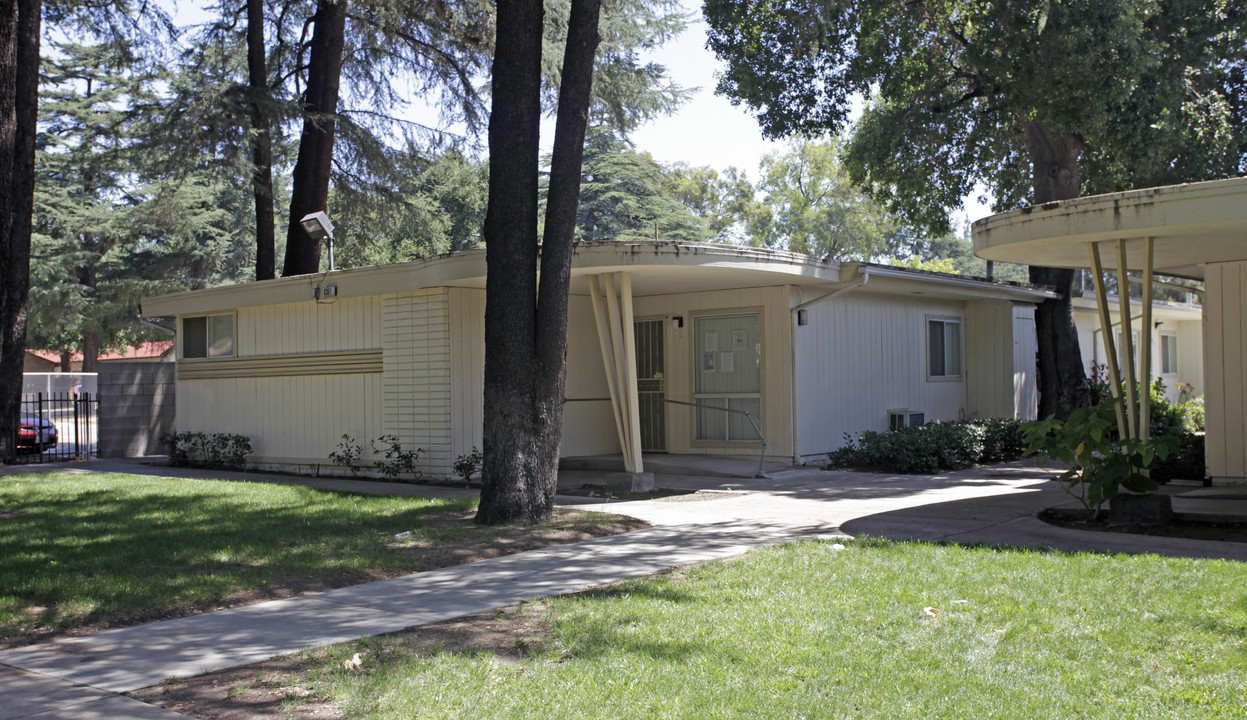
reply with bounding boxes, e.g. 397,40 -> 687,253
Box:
0,470 -> 644,649
141,537 -> 1247,720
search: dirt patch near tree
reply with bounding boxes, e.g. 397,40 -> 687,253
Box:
130,603 -> 557,720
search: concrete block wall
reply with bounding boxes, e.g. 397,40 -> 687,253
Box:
98,361 -> 176,457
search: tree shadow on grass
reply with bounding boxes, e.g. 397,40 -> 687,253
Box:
0,476 -> 478,642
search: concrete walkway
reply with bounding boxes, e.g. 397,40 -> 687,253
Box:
2,457 -> 1244,719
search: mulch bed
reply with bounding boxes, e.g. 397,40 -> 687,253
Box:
1039,507 -> 1247,544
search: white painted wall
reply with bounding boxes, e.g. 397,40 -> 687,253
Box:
1203,261 -> 1247,481
964,301 -> 1014,420
792,291 -> 969,462
176,296 -> 385,464
448,288 -> 485,462
1072,305 -> 1204,403
562,296 -> 621,457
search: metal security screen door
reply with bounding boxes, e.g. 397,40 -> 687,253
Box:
694,313 -> 761,441
634,319 -> 666,451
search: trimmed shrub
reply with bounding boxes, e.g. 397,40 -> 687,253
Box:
825,418 -> 1026,474
1151,432 -> 1205,484
163,430 -> 252,471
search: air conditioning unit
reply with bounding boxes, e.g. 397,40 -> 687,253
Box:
888,410 -> 925,431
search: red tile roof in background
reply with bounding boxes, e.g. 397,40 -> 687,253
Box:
26,341 -> 174,363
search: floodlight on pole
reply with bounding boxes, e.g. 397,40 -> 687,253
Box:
299,211 -> 336,271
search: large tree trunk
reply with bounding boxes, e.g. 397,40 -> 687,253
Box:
529,0 -> 603,519
476,0 -> 545,525
0,0 -> 39,462
281,0 -> 345,277
476,0 -> 601,525
81,329 -> 100,373
78,262 -> 99,372
1025,121 -> 1092,419
247,0 -> 276,281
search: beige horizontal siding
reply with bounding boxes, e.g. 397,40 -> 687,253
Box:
178,350 -> 382,380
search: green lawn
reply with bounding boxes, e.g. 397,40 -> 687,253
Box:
0,472 -> 631,646
304,539 -> 1246,719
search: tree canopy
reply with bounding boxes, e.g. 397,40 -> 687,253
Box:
748,136 -> 903,259
574,128 -> 708,242
704,0 -> 1247,229
704,0 -> 1247,418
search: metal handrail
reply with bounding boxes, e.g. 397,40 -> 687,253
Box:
564,396 -> 769,477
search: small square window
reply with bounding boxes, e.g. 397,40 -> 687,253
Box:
928,318 -> 962,379
183,314 -> 234,359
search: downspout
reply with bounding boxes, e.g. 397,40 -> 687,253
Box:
788,270 -> 870,464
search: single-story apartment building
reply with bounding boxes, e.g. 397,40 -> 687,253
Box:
973,175 -> 1245,483
141,242 -> 1056,476
1070,294 -> 1204,404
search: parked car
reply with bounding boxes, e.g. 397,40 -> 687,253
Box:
18,415 -> 58,454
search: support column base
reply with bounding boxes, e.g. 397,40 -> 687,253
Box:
604,471 -> 654,494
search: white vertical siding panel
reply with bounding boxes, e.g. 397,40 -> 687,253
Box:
1225,264 -> 1244,478
1176,319 -> 1204,397
1205,264 -> 1227,477
561,296 -> 618,456
791,292 -> 972,461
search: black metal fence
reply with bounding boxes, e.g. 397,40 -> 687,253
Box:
9,392 -> 99,463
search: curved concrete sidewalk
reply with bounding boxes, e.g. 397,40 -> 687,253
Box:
2,458 -> 1244,719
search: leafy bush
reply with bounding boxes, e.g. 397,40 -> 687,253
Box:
1151,432 -> 1205,484
825,418 -> 1025,474
163,430 -> 252,471
1023,403 -> 1177,517
1177,396 -> 1205,433
370,435 -> 422,481
979,418 -> 1027,462
453,446 -> 482,485
328,434 -> 423,481
328,434 -> 363,477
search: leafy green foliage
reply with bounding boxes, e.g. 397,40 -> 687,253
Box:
889,234 -> 1029,283
370,435 -> 423,482
29,40 -> 256,362
704,0 -> 1247,233
659,162 -> 757,242
453,446 -> 483,485
1151,432 -> 1206,485
329,434 -> 364,477
748,136 -> 905,259
1023,404 -> 1178,516
574,128 -> 709,242
163,431 -> 253,471
333,148 -> 487,268
826,418 -> 1027,474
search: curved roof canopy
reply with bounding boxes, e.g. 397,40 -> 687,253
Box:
972,176 -> 1247,280
143,241 -> 1053,318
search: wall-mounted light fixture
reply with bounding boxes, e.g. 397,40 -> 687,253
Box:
300,211 -> 336,271
672,315 -> 684,330
797,308 -> 809,326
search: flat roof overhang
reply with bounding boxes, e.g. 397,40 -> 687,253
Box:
142,241 -> 1055,318
971,176 -> 1247,280
142,243 -> 844,317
